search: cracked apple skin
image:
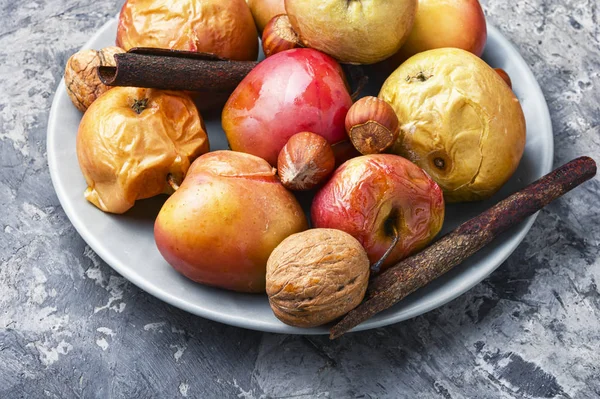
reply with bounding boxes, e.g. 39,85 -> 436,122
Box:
116,0 -> 258,61
311,154 -> 445,271
380,48 -> 526,202
154,151 -> 308,293
222,48 -> 352,166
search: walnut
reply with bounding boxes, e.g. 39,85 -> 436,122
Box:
64,46 -> 125,112
266,229 -> 370,328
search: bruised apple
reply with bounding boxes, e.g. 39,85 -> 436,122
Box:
116,0 -> 258,61
379,48 -> 526,202
222,48 -> 352,165
311,154 -> 445,271
154,151 -> 308,293
392,0 -> 487,64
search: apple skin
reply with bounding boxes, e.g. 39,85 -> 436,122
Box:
285,0 -> 417,64
222,48 -> 352,166
311,154 -> 445,271
116,0 -> 258,61
154,150 -> 308,293
247,0 -> 286,33
392,0 -> 487,64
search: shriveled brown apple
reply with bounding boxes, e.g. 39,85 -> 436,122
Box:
77,87 -> 209,214
117,0 -> 258,61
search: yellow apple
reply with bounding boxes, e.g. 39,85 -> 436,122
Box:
379,48 -> 526,202
285,0 -> 417,64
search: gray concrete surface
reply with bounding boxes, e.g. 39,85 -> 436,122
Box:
1,0 -> 599,398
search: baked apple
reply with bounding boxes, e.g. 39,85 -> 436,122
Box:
285,0 -> 417,64
311,154 -> 445,271
116,0 -> 258,61
77,87 -> 209,214
379,48 -> 526,202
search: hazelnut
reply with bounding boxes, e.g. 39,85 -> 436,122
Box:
277,132 -> 335,191
345,96 -> 400,155
262,14 -> 301,57
494,68 -> 513,89
266,229 -> 370,328
64,46 -> 125,112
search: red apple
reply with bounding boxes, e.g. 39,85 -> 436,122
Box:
392,0 -> 487,64
154,151 -> 308,293
311,154 -> 445,271
222,48 -> 352,166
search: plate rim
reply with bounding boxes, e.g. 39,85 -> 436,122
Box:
47,20 -> 554,335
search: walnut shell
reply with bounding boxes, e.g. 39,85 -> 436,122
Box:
266,229 -> 370,328
65,47 -> 125,112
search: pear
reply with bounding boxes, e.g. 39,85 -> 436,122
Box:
154,151 -> 308,293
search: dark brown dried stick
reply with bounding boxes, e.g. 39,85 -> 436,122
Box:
330,157 -> 597,339
97,47 -> 259,92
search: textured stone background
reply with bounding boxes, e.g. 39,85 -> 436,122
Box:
1,0 -> 599,398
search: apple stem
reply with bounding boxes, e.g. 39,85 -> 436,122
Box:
131,98 -> 148,114
370,225 -> 399,274
167,174 -> 180,191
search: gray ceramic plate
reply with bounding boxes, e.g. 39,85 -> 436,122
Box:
47,18 -> 554,334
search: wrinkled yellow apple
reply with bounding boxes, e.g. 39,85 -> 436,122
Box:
380,48 -> 526,202
285,0 -> 417,64
77,87 -> 209,214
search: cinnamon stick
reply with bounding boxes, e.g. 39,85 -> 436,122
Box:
330,156 -> 597,339
97,47 -> 259,92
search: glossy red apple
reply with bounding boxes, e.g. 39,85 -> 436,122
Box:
222,48 -> 352,166
154,151 -> 308,293
311,154 -> 445,271
391,0 -> 487,64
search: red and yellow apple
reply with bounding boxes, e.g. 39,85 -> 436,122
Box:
392,0 -> 487,64
116,0 -> 259,61
222,48 -> 352,165
154,151 -> 308,293
248,0 -> 286,33
311,154 -> 445,271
